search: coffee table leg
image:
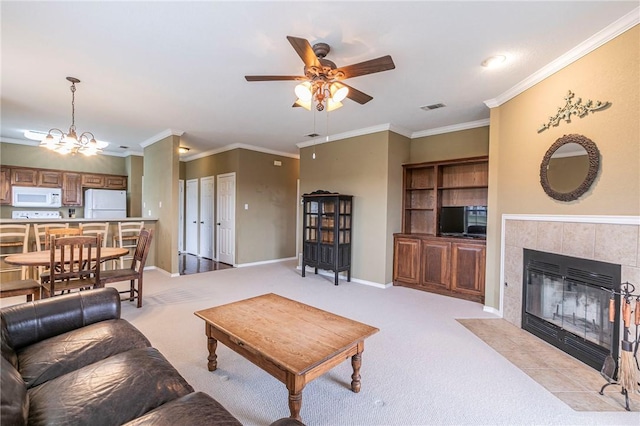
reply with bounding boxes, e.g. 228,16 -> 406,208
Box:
351,353 -> 362,393
206,324 -> 218,371
287,376 -> 305,421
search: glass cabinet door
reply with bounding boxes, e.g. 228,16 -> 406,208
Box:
305,200 -> 319,242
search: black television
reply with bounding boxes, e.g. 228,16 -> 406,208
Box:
439,206 -> 487,237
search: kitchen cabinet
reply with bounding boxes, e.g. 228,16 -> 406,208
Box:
0,166 -> 10,205
393,234 -> 486,303
62,172 -> 82,206
10,168 -> 38,186
38,170 -> 63,187
82,173 -> 126,190
81,174 -> 105,188
302,191 -> 352,285
104,175 -> 127,189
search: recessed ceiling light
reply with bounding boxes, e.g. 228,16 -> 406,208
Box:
481,55 -> 507,68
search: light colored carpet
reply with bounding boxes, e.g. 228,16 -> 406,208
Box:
3,261 -> 639,425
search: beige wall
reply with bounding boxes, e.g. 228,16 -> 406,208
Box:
411,127 -> 489,163
300,131 -> 400,284
386,132 -> 411,281
0,142 -> 127,174
486,25 -> 640,309
143,135 -> 179,274
183,148 -> 299,265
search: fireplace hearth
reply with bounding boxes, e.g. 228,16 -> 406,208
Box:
522,249 -> 621,371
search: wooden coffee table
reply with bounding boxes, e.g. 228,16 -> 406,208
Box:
194,293 -> 379,421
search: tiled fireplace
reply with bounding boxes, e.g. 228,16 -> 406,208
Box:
501,215 -> 640,369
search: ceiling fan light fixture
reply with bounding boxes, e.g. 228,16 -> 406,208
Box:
326,98 -> 343,112
294,82 -> 313,101
329,83 -> 349,103
294,98 -> 312,111
178,146 -> 190,154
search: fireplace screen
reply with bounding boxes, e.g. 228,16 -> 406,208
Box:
526,271 -> 613,351
522,249 -> 620,370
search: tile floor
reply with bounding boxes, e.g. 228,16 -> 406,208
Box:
178,253 -> 233,276
458,318 -> 640,412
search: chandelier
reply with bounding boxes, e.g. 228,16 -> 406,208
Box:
40,77 -> 102,156
294,79 -> 349,112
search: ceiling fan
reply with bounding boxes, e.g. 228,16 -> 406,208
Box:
245,36 -> 395,111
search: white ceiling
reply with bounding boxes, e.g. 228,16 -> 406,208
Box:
1,1 -> 637,159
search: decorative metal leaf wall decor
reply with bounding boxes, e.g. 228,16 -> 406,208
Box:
537,90 -> 610,133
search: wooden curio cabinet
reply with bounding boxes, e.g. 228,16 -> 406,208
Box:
302,191 -> 352,285
393,156 -> 488,303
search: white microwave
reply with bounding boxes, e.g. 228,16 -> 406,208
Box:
12,186 -> 62,208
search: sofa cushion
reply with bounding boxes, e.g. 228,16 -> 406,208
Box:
123,392 -> 242,426
28,347 -> 194,426
18,318 -> 151,388
1,356 -> 28,426
1,316 -> 18,368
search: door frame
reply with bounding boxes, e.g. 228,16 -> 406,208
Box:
185,178 -> 199,255
199,176 -> 215,260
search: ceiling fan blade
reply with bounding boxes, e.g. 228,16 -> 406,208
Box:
335,55 -> 395,79
339,83 -> 373,105
245,75 -> 307,82
287,36 -> 320,68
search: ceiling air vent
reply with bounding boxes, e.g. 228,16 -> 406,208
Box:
306,133 -> 320,137
420,103 -> 446,111
119,146 -> 129,149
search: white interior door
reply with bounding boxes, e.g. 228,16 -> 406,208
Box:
216,172 -> 235,265
185,179 -> 199,255
200,176 -> 214,259
178,179 -> 184,253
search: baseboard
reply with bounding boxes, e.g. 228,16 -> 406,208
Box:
236,257 -> 297,268
483,305 -> 501,317
296,265 -> 390,289
147,266 -> 179,278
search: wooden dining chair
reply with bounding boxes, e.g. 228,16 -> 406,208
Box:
0,224 -> 31,281
41,234 -> 102,298
45,226 -> 83,249
98,228 -> 153,308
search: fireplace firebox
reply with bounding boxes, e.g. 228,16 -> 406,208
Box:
522,249 -> 621,371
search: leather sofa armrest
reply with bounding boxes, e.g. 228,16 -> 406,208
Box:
0,288 -> 121,351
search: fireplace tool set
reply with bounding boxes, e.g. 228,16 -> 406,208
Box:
599,282 -> 639,411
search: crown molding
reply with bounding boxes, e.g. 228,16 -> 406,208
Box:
182,142 -> 300,162
296,123 -> 412,148
484,7 -> 639,109
139,129 -> 184,148
411,119 -> 490,138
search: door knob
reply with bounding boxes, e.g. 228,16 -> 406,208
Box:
217,223 -> 221,225
193,221 -> 197,223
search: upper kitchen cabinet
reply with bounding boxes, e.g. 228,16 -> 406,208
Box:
38,170 -> 63,187
0,166 -> 10,204
62,172 -> 83,206
82,173 -> 127,190
10,168 -> 38,186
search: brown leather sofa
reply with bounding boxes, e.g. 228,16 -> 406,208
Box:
1,288 -> 303,426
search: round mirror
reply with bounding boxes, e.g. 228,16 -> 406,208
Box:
540,134 -> 600,202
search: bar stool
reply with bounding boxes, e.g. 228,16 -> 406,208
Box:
0,224 -> 31,280
82,223 -> 110,270
33,223 -> 70,251
82,223 -> 110,247
115,222 -> 144,269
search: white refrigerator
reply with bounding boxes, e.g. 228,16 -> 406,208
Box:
84,189 -> 127,218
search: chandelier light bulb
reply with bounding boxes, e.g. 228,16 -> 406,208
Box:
330,83 -> 349,103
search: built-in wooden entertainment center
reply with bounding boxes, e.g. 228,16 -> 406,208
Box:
393,156 -> 488,303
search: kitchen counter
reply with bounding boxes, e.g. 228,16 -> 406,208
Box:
0,217 -> 158,224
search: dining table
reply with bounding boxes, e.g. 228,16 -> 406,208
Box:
3,247 -> 129,267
